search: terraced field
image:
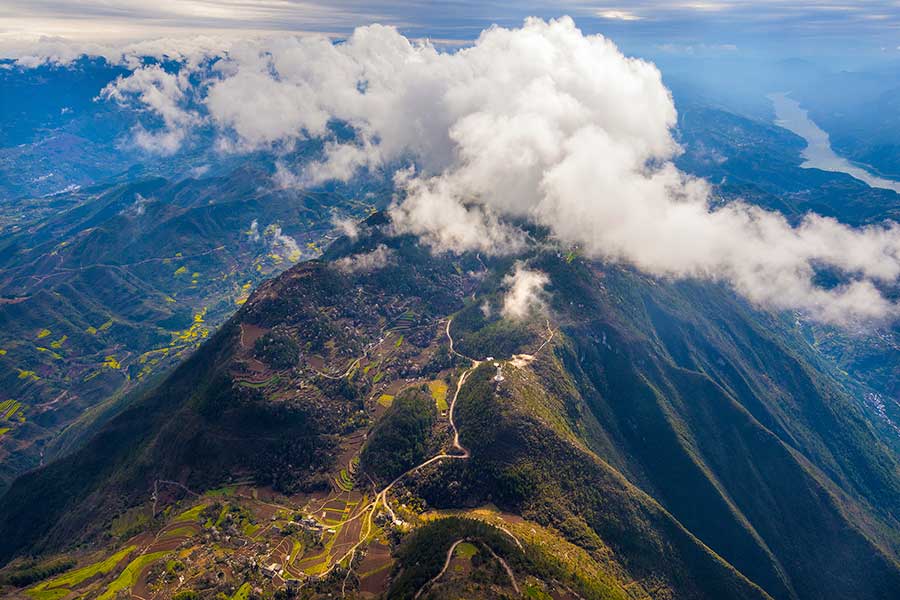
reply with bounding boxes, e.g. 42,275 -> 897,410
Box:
24,545 -> 137,599
428,380 -> 449,412
356,539 -> 394,597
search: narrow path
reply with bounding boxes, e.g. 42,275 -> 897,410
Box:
414,539 -> 464,600
341,549 -> 357,597
313,356 -> 363,380
444,317 -> 480,457
311,325 -> 389,380
151,479 -> 199,517
495,524 -> 524,551
536,318 -> 555,354
413,538 -> 520,599
484,544 -> 520,595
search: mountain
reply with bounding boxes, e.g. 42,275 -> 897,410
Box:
659,55 -> 900,180
1,212 -> 898,599
0,60 -> 400,494
0,162 -> 386,493
675,102 -> 900,450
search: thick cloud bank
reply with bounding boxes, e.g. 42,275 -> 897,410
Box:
101,17 -> 900,325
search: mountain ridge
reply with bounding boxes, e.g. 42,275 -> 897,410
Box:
1,215 -> 898,598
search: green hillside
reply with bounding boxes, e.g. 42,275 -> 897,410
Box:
0,218 -> 898,598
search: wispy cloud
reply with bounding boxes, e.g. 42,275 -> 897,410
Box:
656,42 -> 739,55
596,9 -> 643,21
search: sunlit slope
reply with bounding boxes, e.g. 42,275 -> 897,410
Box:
421,249 -> 900,598
0,220 -> 898,598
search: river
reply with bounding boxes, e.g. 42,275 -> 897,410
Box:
768,92 -> 900,193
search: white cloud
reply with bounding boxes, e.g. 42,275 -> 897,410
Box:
122,192 -> 152,217
388,168 -> 528,255
0,33 -> 244,68
596,9 -> 643,21
189,164 -> 210,177
272,161 -> 304,189
25,17 -> 900,325
334,244 -> 395,273
100,63 -> 200,154
267,224 -> 302,261
332,215 -> 360,240
247,219 -> 261,242
502,262 -> 550,320
247,219 -> 302,261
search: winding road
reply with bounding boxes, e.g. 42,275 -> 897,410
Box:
414,539 -> 464,600
311,316 -> 481,585
413,538 -> 520,599
306,314 -> 554,594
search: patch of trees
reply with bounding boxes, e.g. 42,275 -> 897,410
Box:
253,332 -> 300,370
459,319 -> 533,359
386,517 -> 522,599
420,343 -> 456,377
360,388 -> 436,483
452,302 -> 535,359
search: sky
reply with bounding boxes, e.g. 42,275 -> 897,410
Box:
2,1 -> 900,59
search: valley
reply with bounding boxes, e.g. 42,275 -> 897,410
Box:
768,92 -> 900,193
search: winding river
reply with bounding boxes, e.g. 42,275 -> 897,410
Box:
768,92 -> 900,193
